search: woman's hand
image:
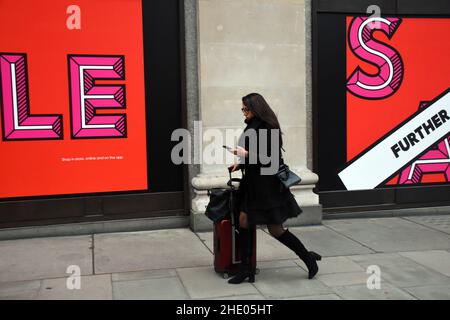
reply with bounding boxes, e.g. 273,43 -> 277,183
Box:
228,163 -> 241,172
232,146 -> 249,157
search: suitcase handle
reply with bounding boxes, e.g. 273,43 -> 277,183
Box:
227,169 -> 242,187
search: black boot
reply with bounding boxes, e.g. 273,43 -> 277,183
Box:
228,227 -> 255,284
275,229 -> 321,279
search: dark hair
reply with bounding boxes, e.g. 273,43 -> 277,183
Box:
242,93 -> 283,147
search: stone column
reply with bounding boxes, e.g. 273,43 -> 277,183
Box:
189,0 -> 321,231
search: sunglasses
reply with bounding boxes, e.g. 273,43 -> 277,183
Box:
241,107 -> 250,113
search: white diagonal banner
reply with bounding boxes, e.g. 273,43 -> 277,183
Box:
339,89 -> 450,190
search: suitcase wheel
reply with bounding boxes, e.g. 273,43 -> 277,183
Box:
222,272 -> 230,279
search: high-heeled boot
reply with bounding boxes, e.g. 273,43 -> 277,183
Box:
275,229 -> 321,279
228,227 -> 255,284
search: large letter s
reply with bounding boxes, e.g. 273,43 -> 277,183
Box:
347,17 -> 403,100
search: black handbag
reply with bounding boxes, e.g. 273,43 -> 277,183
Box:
205,170 -> 241,222
276,151 -> 301,189
205,188 -> 232,222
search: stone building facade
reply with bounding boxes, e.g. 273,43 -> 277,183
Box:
185,0 -> 321,231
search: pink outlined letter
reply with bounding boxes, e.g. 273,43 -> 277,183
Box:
398,102 -> 450,184
0,54 -> 63,140
68,55 -> 126,138
347,16 -> 404,100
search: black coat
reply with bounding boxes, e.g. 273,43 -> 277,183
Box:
237,117 -> 300,216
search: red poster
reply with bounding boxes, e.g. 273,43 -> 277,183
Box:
343,17 -> 450,189
0,0 -> 147,198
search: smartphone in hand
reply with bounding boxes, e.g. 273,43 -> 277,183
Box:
223,145 -> 233,153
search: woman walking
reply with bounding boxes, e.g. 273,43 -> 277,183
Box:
227,93 -> 321,284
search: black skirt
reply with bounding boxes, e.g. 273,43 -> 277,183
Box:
238,190 -> 302,225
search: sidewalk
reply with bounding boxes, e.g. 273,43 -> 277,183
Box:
0,215 -> 449,300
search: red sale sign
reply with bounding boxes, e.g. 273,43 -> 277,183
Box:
0,0 -> 148,199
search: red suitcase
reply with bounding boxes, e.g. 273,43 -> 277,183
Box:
212,175 -> 257,278
213,218 -> 257,278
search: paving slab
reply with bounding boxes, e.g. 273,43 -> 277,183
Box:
0,280 -> 41,300
289,225 -> 374,257
403,285 -> 450,300
256,260 -> 298,270
398,250 -> 450,277
197,229 -> 298,261
0,235 -> 93,283
324,218 -> 450,252
112,277 -> 189,300
252,267 -> 332,299
295,256 -> 365,274
331,283 -> 416,300
403,215 -> 450,234
255,230 -> 299,261
112,269 -> 178,282
317,272 -> 369,287
198,226 -> 373,261
176,266 -> 259,299
198,225 -> 374,261
94,229 -> 212,274
348,253 -> 450,288
37,274 -> 112,300
196,231 -> 213,252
